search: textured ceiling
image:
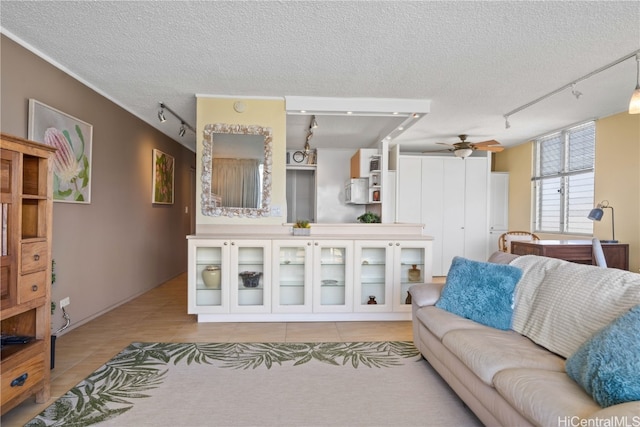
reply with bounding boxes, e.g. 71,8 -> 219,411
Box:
1,1 -> 639,153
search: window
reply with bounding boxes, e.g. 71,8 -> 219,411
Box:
533,122 -> 595,234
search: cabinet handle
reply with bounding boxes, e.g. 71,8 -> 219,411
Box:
231,242 -> 235,246
32,285 -> 38,292
33,254 -> 40,261
11,373 -> 28,387
307,242 -> 311,246
224,242 -> 228,246
396,243 -> 400,246
314,242 -> 319,246
388,242 -> 393,246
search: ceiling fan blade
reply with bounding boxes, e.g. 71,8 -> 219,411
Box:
471,139 -> 500,147
475,145 -> 504,152
423,148 -> 453,153
436,142 -> 454,146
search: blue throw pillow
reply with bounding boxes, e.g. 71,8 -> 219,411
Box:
565,304 -> 640,408
435,256 -> 522,330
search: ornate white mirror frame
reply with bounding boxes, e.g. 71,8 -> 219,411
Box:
201,123 -> 273,218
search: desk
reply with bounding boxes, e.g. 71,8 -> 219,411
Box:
510,240 -> 629,271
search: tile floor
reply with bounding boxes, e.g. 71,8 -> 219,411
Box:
1,273 -> 415,426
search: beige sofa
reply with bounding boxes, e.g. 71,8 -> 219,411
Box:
410,252 -> 640,427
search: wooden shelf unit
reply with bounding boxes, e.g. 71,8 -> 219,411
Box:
1,133 -> 55,415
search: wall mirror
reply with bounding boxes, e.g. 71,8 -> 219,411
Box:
202,123 -> 272,217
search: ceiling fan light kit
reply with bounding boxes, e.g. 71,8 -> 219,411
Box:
433,134 -> 504,159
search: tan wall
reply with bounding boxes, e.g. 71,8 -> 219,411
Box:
195,97 -> 287,228
1,35 -> 196,333
494,112 -> 640,273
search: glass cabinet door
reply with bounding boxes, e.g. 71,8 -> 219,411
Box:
230,240 -> 271,313
313,240 -> 353,312
272,240 -> 313,313
353,241 -> 394,312
393,242 -> 431,311
188,239 -> 230,314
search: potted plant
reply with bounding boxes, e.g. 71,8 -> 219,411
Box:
293,219 -> 311,236
357,212 -> 381,223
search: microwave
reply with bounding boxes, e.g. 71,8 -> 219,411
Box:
345,178 -> 368,204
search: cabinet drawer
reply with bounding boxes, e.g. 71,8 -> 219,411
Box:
21,241 -> 48,274
18,270 -> 47,304
1,352 -> 45,406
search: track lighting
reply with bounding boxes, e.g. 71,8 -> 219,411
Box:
157,102 -> 195,137
504,115 -> 511,129
504,50 -> 640,127
571,83 -> 582,100
302,115 -> 317,157
630,54 -> 640,114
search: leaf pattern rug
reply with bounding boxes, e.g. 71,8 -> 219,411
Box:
26,341 -> 480,427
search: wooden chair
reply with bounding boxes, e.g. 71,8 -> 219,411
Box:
498,231 -> 540,252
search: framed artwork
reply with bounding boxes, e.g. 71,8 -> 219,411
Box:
152,149 -> 175,204
28,99 -> 93,203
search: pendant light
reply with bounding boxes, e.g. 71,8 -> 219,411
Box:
629,54 -> 640,114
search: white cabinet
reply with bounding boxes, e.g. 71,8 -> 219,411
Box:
273,239 -> 354,313
312,240 -> 354,313
272,240 -> 313,313
354,240 -> 432,313
188,238 -> 270,314
488,172 -> 509,254
230,240 -> 271,313
188,233 -> 432,322
397,156 -> 490,276
188,239 -> 230,314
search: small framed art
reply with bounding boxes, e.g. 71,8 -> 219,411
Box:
152,149 -> 175,204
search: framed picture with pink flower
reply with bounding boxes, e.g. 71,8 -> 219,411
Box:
152,149 -> 174,204
28,99 -> 93,203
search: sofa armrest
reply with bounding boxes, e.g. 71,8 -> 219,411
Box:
409,282 -> 445,308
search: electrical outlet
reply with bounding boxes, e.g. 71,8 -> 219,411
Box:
60,297 -> 70,308
271,205 -> 282,216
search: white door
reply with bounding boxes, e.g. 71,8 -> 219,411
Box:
441,158 -> 466,275
463,158 -> 490,263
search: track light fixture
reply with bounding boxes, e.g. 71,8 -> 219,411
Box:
157,102 -> 195,137
630,54 -> 640,114
303,115 -> 318,156
571,83 -> 582,100
503,50 -> 640,127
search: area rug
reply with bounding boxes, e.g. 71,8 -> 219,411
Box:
26,341 -> 481,427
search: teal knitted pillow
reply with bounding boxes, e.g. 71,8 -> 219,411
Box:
435,256 -> 523,330
565,304 -> 640,408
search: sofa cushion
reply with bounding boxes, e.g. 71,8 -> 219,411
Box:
511,255 -> 640,358
435,257 -> 523,330
493,369 -> 601,426
565,304 -> 640,408
415,306 -> 493,340
441,328 -> 565,386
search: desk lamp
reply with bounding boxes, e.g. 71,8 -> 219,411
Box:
587,200 -> 618,243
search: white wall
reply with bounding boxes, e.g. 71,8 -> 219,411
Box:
316,148 -> 365,223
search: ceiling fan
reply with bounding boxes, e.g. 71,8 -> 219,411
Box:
433,134 -> 504,159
